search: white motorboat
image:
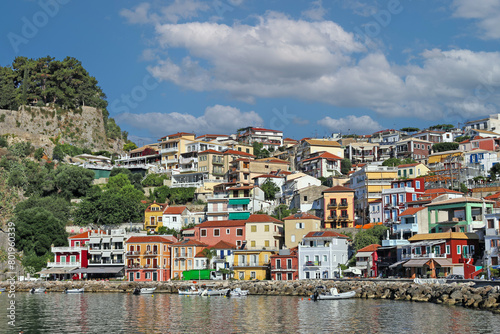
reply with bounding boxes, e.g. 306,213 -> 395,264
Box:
200,288 -> 230,296
133,287 -> 156,295
65,288 -> 84,294
179,286 -> 201,295
230,288 -> 249,297
30,288 -> 46,294
311,288 -> 356,301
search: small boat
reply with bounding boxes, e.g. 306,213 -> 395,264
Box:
179,286 -> 201,295
133,287 -> 156,295
230,288 -> 249,297
0,288 -> 6,292
30,288 -> 46,294
311,288 -> 356,301
200,288 -> 230,296
65,288 -> 84,294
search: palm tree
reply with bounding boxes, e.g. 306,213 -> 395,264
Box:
202,247 -> 217,269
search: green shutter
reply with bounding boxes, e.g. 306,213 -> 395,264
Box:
229,212 -> 250,220
229,198 -> 251,205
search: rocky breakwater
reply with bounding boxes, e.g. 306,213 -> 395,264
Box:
4,280 -> 500,313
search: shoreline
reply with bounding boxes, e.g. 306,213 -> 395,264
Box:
3,279 -> 500,313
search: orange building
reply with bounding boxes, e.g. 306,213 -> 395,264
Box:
144,202 -> 168,232
125,235 -> 176,282
323,185 -> 355,228
170,239 -> 208,279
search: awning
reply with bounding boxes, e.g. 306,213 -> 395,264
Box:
403,259 -> 430,267
228,198 -> 250,205
389,260 -> 408,268
72,266 -> 124,274
433,258 -> 455,267
102,237 -> 111,243
37,267 -> 77,275
89,237 -> 101,244
356,252 -> 374,258
343,267 -> 362,275
102,251 -> 111,258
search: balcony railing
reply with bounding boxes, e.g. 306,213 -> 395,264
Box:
271,265 -> 298,270
338,202 -> 348,207
304,261 -> 321,267
47,261 -> 81,267
144,251 -> 159,256
401,253 -> 447,260
327,204 -> 337,210
233,262 -> 269,268
160,147 -> 178,154
126,251 -> 140,256
51,246 -> 86,253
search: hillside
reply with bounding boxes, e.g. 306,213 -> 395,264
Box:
0,106 -> 124,156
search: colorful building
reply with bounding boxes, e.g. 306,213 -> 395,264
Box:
144,202 -> 168,232
397,163 -> 430,179
382,177 -> 425,225
270,248 -> 299,281
170,239 -> 208,279
244,214 -> 284,250
322,185 -> 355,229
126,235 -> 176,282
282,212 -> 322,248
233,249 -> 275,280
193,220 -> 246,249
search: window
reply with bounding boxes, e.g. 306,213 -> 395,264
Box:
412,194 -> 417,201
251,225 -> 257,232
188,259 -> 192,268
237,228 -> 243,236
265,240 -> 270,247
136,272 -> 140,279
323,255 -> 327,262
201,229 -> 207,237
173,217 -> 177,222
409,169 -> 413,175
250,271 -> 256,279
415,181 -> 420,189
471,245 -> 475,254
296,222 -> 304,229
291,235 -> 296,243
214,229 -> 220,236
145,272 -> 151,279
304,196 -> 308,202
457,245 -> 461,254
251,241 -> 256,247
236,240 -> 242,246
305,272 -> 310,279
265,225 -> 270,232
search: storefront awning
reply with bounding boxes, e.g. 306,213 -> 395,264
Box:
38,267 -> 78,275
433,258 -> 455,267
343,267 -> 362,275
389,260 -> 408,268
71,266 -> 124,274
102,237 -> 111,243
89,237 -> 101,244
102,251 -> 111,258
356,252 -> 373,258
403,259 -> 429,267
228,198 -> 251,205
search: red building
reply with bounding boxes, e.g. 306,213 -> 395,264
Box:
382,178 -> 425,224
270,247 -> 298,281
403,232 -> 481,279
193,220 -> 246,249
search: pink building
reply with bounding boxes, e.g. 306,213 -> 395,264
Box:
193,220 -> 246,249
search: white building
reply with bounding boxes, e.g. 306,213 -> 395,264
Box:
282,173 -> 321,199
369,200 -> 383,223
163,206 -> 191,230
298,231 -> 349,279
464,114 -> 500,133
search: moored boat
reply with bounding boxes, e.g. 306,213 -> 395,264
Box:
200,288 -> 230,296
133,287 -> 156,295
230,288 -> 249,297
178,286 -> 201,295
30,288 -> 46,294
65,288 -> 84,294
311,288 -> 356,301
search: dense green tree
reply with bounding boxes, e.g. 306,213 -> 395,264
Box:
150,185 -> 171,204
272,204 -> 297,220
353,225 -> 388,251
341,158 -> 351,174
455,136 -> 470,143
490,164 -> 500,181
15,196 -> 70,223
54,164 -> 95,199
15,208 -> 67,257
34,147 -> 44,160
8,141 -> 33,158
400,127 -> 420,133
252,142 -> 270,159
123,141 -> 138,151
382,157 -> 401,167
0,66 -> 18,110
261,178 -> 280,200
429,124 -> 454,131
0,136 -> 7,148
110,167 -> 143,191
432,142 -> 459,153
142,173 -> 169,187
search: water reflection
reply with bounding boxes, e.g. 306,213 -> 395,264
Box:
4,293 -> 500,333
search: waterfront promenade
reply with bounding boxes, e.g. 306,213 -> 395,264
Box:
4,279 -> 500,313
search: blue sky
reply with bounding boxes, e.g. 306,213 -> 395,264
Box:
2,0 -> 500,145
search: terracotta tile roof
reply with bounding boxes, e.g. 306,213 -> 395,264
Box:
70,230 -> 106,239
304,139 -> 341,147
426,196 -> 494,206
196,134 -> 227,139
228,185 -> 255,190
323,185 -> 354,193
210,240 -> 237,249
301,152 -> 342,163
255,158 -> 289,164
424,188 -> 462,194
224,149 -> 255,157
246,214 -> 283,223
145,203 -> 168,212
171,239 -> 209,247
398,163 -> 420,168
485,192 -> 500,200
195,250 -> 206,258
283,212 -> 321,220
199,149 -> 223,154
164,206 -> 187,214
357,244 -> 381,252
409,231 -> 479,241
250,127 -> 283,133
126,236 -> 175,243
252,174 -> 284,179
304,231 -> 349,238
398,207 -> 426,216
196,220 -> 246,228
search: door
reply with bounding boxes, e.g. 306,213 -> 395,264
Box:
129,272 -> 134,281
152,272 -> 157,281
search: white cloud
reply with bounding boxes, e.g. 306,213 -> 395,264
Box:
120,0 -> 210,25
120,3 -> 152,24
115,105 -> 263,137
319,115 -> 382,134
452,0 -> 500,39
302,0 -> 327,21
337,0 -> 379,17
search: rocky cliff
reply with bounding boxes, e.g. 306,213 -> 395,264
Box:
0,106 -> 124,156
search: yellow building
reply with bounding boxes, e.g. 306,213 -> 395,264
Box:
282,212 -> 322,248
301,139 -> 344,159
233,249 -> 275,280
229,158 -> 290,185
397,163 -> 430,179
322,185 -> 355,228
158,132 -> 196,170
144,202 -> 168,232
245,214 -> 284,250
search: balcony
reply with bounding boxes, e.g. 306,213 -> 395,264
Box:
165,158 -> 178,164
179,166 -> 198,173
401,253 -> 447,260
179,157 -> 197,164
143,251 -> 159,256
233,262 -> 269,268
326,215 -> 337,221
327,204 -> 337,210
271,265 -> 298,270
47,261 -> 81,267
51,246 -> 86,253
338,202 -> 348,208
304,261 -> 321,267
161,147 -> 178,154
126,251 -> 140,256
212,159 -> 224,165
